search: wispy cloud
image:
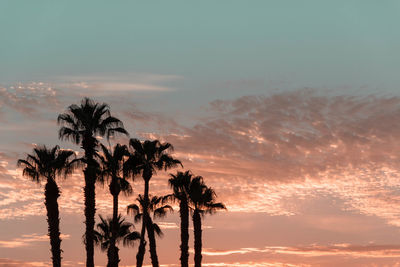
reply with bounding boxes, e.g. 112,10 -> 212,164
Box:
55,72 -> 182,93
136,90 -> 400,225
0,72 -> 182,121
0,258 -> 82,267
0,233 -> 70,248
157,222 -> 179,229
269,243 -> 400,258
4,89 -> 400,227
0,83 -> 59,120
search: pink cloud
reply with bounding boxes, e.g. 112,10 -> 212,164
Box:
3,89 -> 400,266
3,89 -> 400,225
0,233 -> 70,248
133,90 -> 400,224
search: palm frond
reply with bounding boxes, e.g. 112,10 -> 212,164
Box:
58,126 -> 80,144
152,223 -> 163,237
127,204 -> 140,216
128,138 -> 144,155
123,231 -> 141,247
119,178 -> 132,196
162,193 -> 176,204
204,203 -> 226,215
153,205 -> 173,219
107,127 -> 129,140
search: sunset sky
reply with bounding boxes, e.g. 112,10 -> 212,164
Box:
2,1 -> 400,266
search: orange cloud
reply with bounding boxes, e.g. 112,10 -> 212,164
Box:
0,233 -> 70,248
134,90 -> 400,225
3,89 -> 400,227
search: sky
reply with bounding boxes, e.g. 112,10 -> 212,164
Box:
1,1 -> 400,266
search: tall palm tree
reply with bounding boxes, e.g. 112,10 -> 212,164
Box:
166,171 -> 194,267
94,214 -> 140,265
17,145 -> 77,267
97,143 -> 132,267
58,97 -> 128,267
127,195 -> 173,267
189,177 -> 226,267
124,139 -> 182,267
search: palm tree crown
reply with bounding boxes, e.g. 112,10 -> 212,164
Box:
94,215 -> 140,251
189,177 -> 226,214
168,171 -> 192,202
17,145 -> 76,182
124,139 -> 182,181
98,143 -> 132,195
127,194 -> 173,238
58,97 -> 128,150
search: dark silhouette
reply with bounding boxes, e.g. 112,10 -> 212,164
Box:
17,145 -> 77,267
94,214 -> 140,264
127,195 -> 173,266
97,143 -> 132,267
189,177 -> 226,267
165,171 -> 194,267
57,98 -> 128,267
124,139 -> 181,267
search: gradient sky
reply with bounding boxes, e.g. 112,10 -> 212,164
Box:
1,1 -> 400,266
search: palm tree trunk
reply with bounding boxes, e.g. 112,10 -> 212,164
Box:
136,219 -> 146,267
108,179 -> 120,267
136,177 -> 150,267
193,209 -> 202,267
107,245 -> 119,267
146,218 -> 159,267
143,175 -> 159,267
180,199 -> 189,267
45,179 -> 62,267
82,134 -> 97,267
84,162 -> 96,267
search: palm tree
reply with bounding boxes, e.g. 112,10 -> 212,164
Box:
189,177 -> 226,267
17,145 -> 77,267
124,139 -> 182,267
97,143 -> 132,267
127,195 -> 173,267
94,214 -> 140,265
58,97 -> 128,267
166,171 -> 194,267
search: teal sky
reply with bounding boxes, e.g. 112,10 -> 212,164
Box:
1,1 -> 400,94
2,2 -> 400,266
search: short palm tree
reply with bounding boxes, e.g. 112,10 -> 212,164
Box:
58,98 -> 128,267
94,214 -> 140,265
127,195 -> 173,267
124,139 -> 182,267
17,145 -> 77,267
189,177 -> 226,267
97,143 -> 132,267
166,171 -> 194,267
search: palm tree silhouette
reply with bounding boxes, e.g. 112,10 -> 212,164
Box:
57,98 -> 128,267
97,143 -> 132,267
166,171 -> 194,267
124,139 -> 181,267
17,145 -> 77,267
188,177 -> 226,267
127,194 -> 173,266
94,214 -> 140,265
